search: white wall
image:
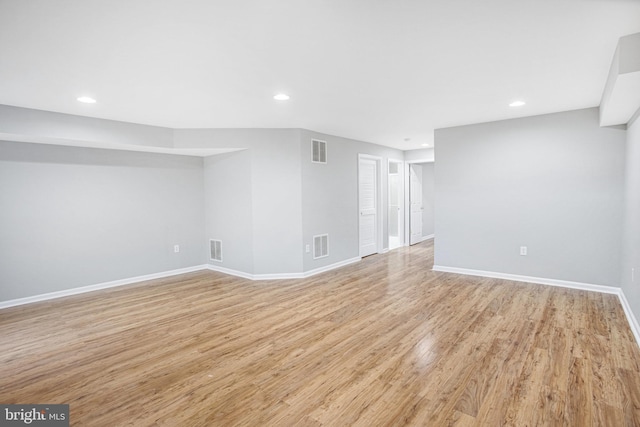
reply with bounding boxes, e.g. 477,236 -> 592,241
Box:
622,111 -> 640,320
0,141 -> 205,301
434,108 -> 626,287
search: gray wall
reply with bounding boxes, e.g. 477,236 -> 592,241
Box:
300,130 -> 403,271
622,112 -> 640,320
422,162 -> 435,237
203,150 -> 254,273
0,120 -> 401,300
434,108 -> 626,287
251,131 -> 303,274
0,141 -> 205,301
175,128 -> 304,275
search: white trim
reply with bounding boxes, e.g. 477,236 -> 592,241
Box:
431,265 -> 619,294
380,248 -> 389,254
0,257 -> 365,310
0,265 -> 209,310
206,264 -> 255,280
300,257 -> 361,279
406,234 -> 434,246
256,273 -> 306,280
5,256 -> 638,349
416,234 -> 434,243
207,257 -> 362,281
617,290 -> 640,346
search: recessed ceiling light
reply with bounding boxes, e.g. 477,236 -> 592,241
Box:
77,96 -> 96,104
509,100 -> 525,107
274,93 -> 290,101
421,143 -> 429,147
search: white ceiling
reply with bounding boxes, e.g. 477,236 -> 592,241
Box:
0,0 -> 639,151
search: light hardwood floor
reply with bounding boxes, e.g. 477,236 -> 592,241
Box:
1,240 -> 640,426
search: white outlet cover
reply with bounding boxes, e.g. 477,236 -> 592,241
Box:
174,245 -> 180,253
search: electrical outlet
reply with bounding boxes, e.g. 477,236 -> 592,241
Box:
174,245 -> 180,253
305,244 -> 310,253
519,246 -> 527,256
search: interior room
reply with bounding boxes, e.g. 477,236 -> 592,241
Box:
1,1 -> 640,425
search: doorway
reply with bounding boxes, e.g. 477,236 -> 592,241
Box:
359,154 -> 381,257
388,159 -> 404,250
409,164 -> 424,245
404,161 -> 435,246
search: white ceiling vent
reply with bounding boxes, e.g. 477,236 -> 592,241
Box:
210,239 -> 222,262
313,234 -> 329,259
312,139 -> 327,164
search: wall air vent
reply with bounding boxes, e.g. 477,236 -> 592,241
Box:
312,139 -> 327,164
210,239 -> 222,262
313,234 -> 329,259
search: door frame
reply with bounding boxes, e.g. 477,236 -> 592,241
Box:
387,158 -> 404,250
404,158 -> 434,246
358,154 -> 384,256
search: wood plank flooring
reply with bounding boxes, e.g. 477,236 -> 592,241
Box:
1,240 -> 640,426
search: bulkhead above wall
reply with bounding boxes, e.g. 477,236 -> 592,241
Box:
0,104 -> 243,157
600,32 -> 640,127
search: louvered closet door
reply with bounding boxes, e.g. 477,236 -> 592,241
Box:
359,158 -> 377,257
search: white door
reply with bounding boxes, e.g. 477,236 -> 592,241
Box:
409,164 -> 423,245
359,158 -> 377,257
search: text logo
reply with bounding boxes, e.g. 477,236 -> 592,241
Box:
1,405 -> 69,426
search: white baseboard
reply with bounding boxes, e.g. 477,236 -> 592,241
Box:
0,265 -> 209,310
7,257 -> 638,350
206,264 -> 255,280
207,257 -> 362,281
407,235 -> 434,246
300,257 -> 362,279
0,257 -> 364,310
432,264 -> 640,348
432,265 -> 619,294
617,290 -> 640,346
